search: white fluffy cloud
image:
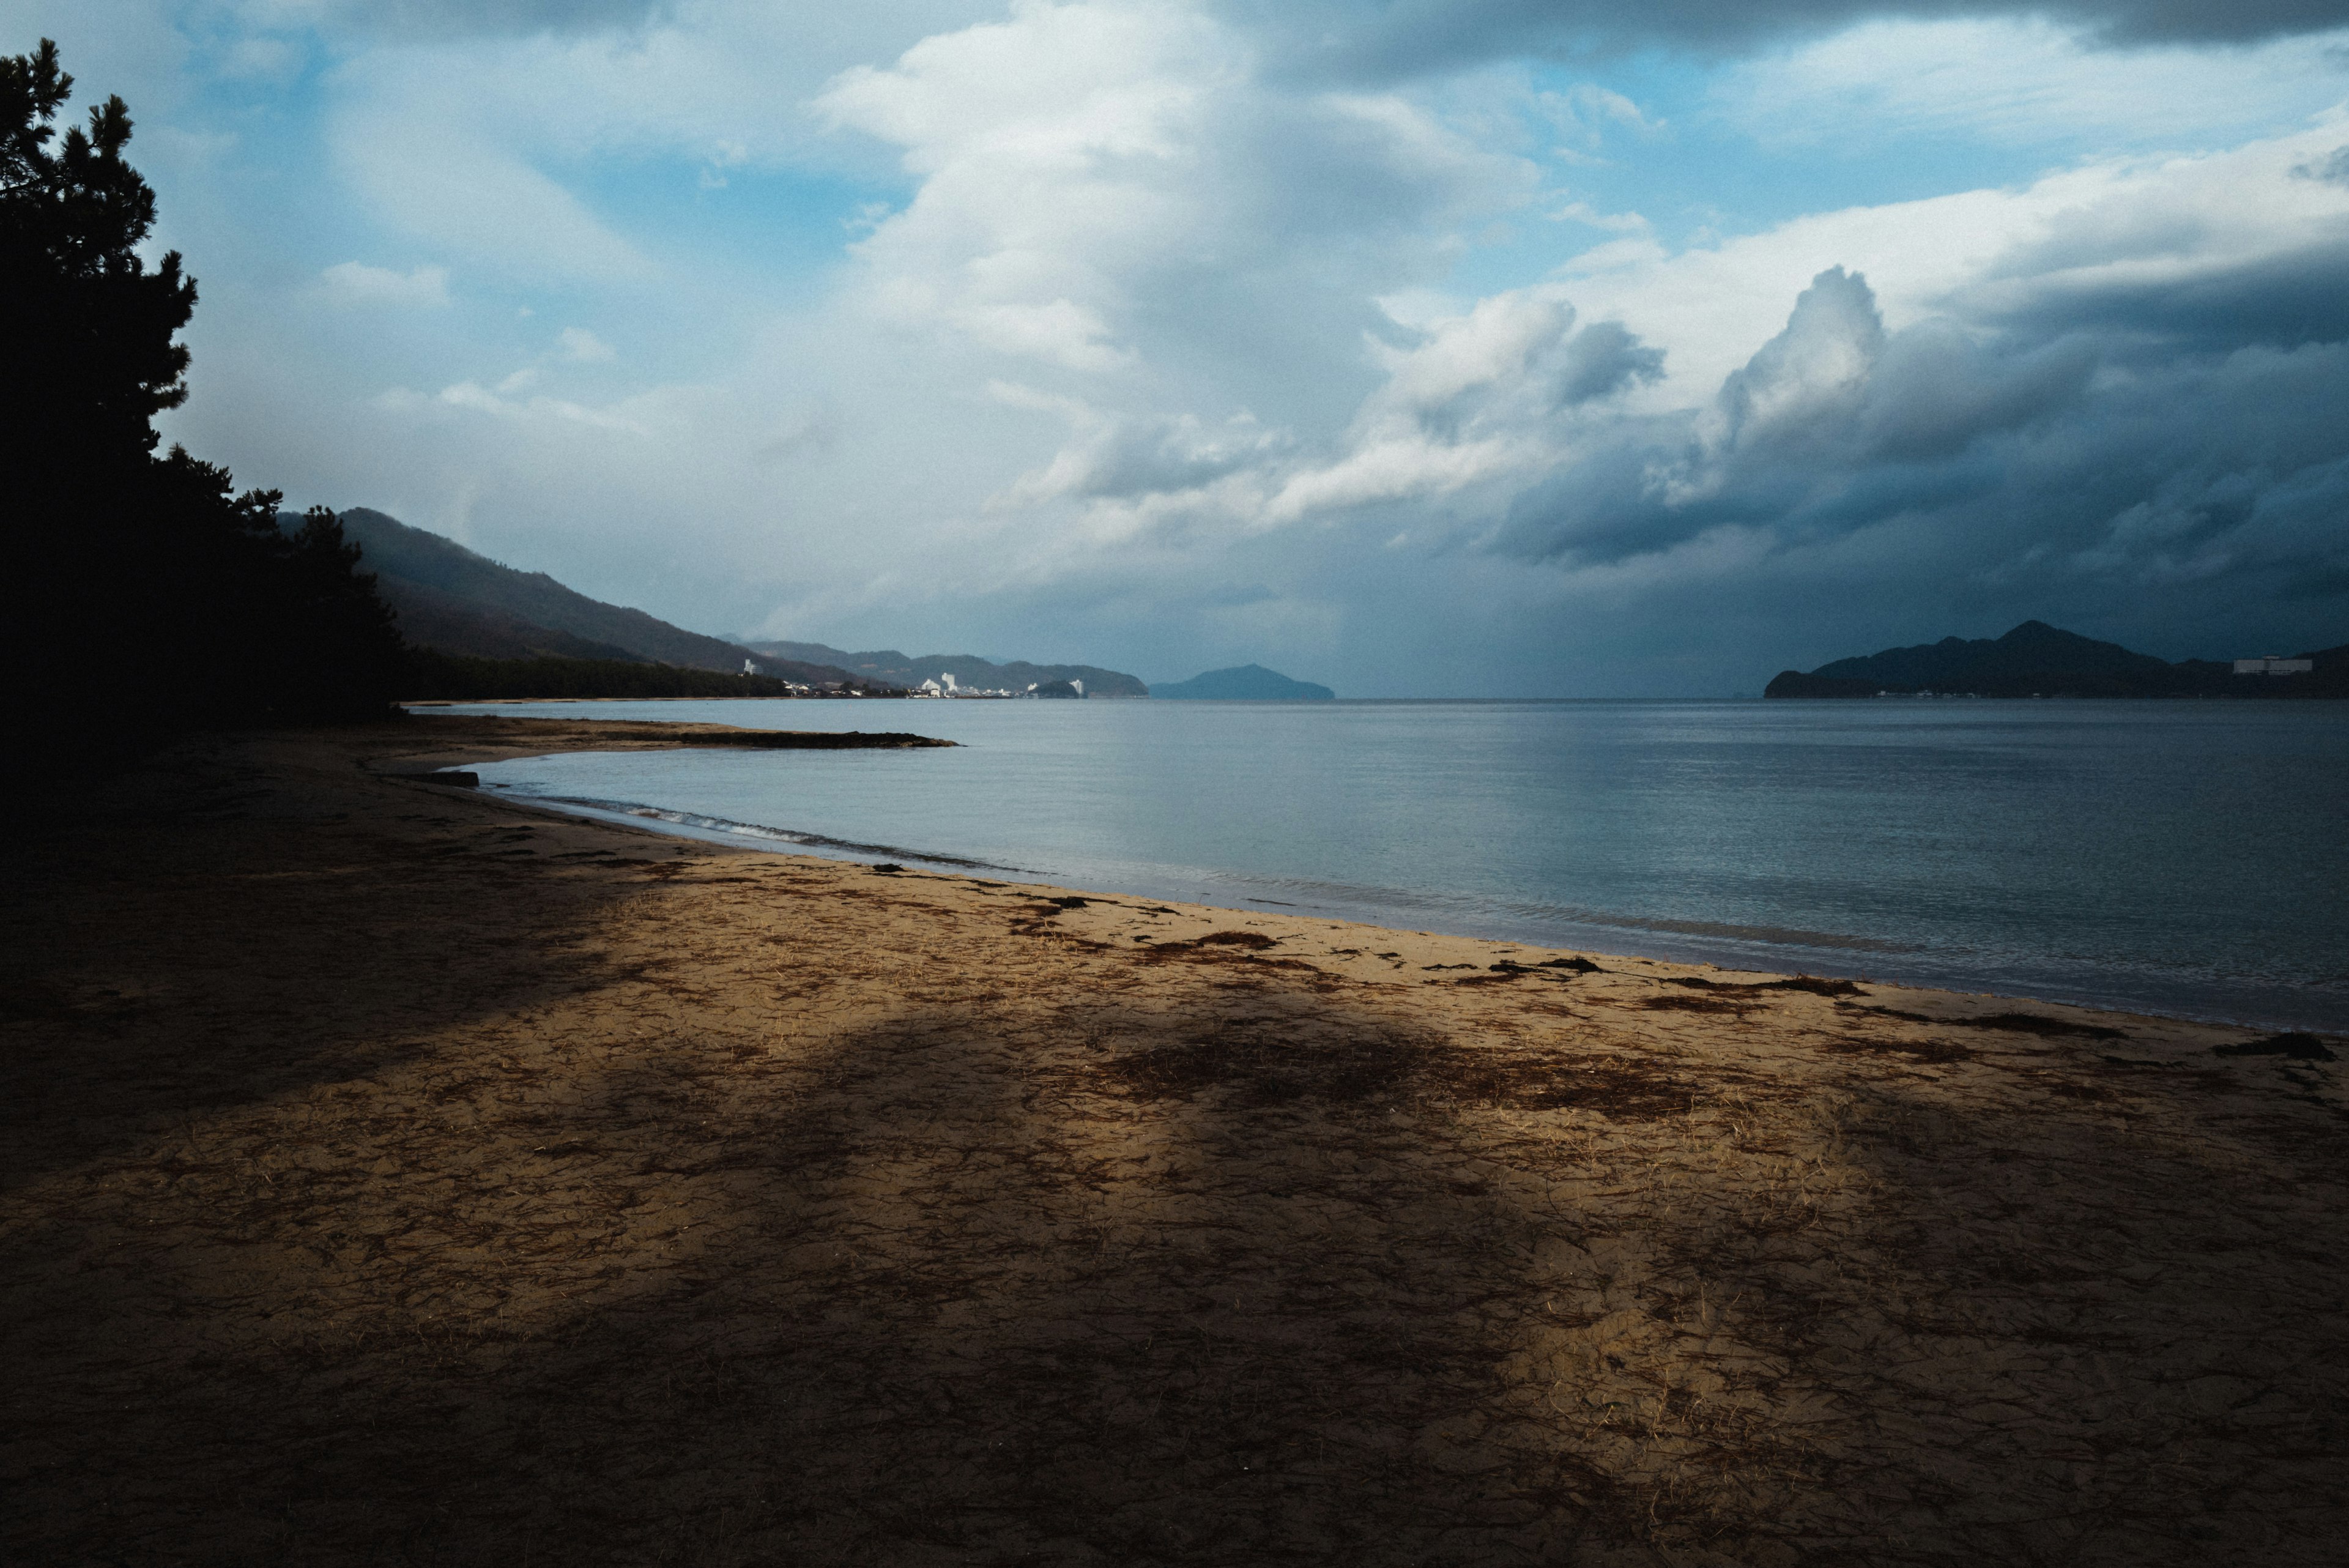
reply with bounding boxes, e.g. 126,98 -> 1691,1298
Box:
818,0 -> 1533,379
318,259 -> 451,307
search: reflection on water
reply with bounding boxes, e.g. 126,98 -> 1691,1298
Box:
455,698 -> 2349,1030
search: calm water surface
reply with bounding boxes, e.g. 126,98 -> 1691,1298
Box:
451,699 -> 2349,1030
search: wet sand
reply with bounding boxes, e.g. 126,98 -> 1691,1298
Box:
4,715 -> 2343,1566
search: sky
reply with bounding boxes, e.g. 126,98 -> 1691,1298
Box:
13,0 -> 2349,694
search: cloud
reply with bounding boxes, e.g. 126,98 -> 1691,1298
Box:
1488,261 -> 2349,616
1535,82 -> 1664,153
755,401 -> 842,461
241,0 -> 676,40
1520,115 -> 2349,406
301,6 -> 1017,284
2296,143 -> 2349,182
557,325 -> 616,361
317,259 -> 451,307
300,0 -> 1053,212
989,398 -> 1288,515
1244,293 -> 1664,522
243,0 -> 2349,73
1711,265 -> 1882,452
818,0 -> 1535,379
218,35 -> 307,81
418,379 -> 642,431
1215,0 -> 2349,80
133,0 -> 2349,693
1714,17 -> 2349,150
330,83 -> 649,280
953,110 -> 2349,677
979,284 -> 1671,540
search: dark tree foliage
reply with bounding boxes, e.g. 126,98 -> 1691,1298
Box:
403,651 -> 873,701
1,39 -> 405,780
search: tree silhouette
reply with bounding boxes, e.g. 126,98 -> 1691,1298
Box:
1,40 -> 193,470
1,39 -> 404,779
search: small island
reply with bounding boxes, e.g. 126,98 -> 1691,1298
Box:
1767,620 -> 2346,699
1152,663 -> 1337,700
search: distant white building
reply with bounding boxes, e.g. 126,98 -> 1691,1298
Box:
2235,656 -> 2314,675
741,659 -> 760,676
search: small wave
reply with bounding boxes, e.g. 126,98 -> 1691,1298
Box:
1181,868 -> 1925,956
523,792 -> 1036,874
1557,911 -> 1924,954
513,787 -> 1917,956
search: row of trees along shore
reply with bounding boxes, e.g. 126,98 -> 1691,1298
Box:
0,39 -> 845,786
405,652 -> 830,702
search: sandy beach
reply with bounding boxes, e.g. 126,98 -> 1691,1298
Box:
4,714 -> 2343,1566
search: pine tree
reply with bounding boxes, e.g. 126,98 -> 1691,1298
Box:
0,40 -> 195,477
1,39 -> 406,778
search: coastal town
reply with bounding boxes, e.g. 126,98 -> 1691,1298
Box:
741,660 -> 1087,698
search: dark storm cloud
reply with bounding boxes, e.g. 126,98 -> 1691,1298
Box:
1492,264 -> 2349,645
1978,243 -> 2349,351
1222,0 -> 2349,78
1844,325 -> 2096,463
1555,321 -> 1666,404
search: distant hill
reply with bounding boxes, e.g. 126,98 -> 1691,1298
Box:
1153,664 -> 1335,700
741,640 -> 1149,697
307,510 -> 875,689
1767,621 -> 2348,698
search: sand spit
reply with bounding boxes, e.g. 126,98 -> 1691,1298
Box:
3,717 -> 2343,1566
368,710 -> 957,768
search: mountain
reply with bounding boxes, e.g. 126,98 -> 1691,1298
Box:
1766,621 -> 2349,698
1152,664 -> 1336,700
740,640 -> 1149,697
362,574 -> 644,664
311,509 -> 872,689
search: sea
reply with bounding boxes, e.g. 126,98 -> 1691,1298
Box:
448,697 -> 2349,1032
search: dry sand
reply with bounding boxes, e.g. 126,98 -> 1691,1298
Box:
4,715 -> 2344,1566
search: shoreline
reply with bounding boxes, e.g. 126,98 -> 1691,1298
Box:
500,777 -> 2337,1033
443,713 -> 2345,1035
6,716 -> 2343,1563
338,722 -> 2349,1057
